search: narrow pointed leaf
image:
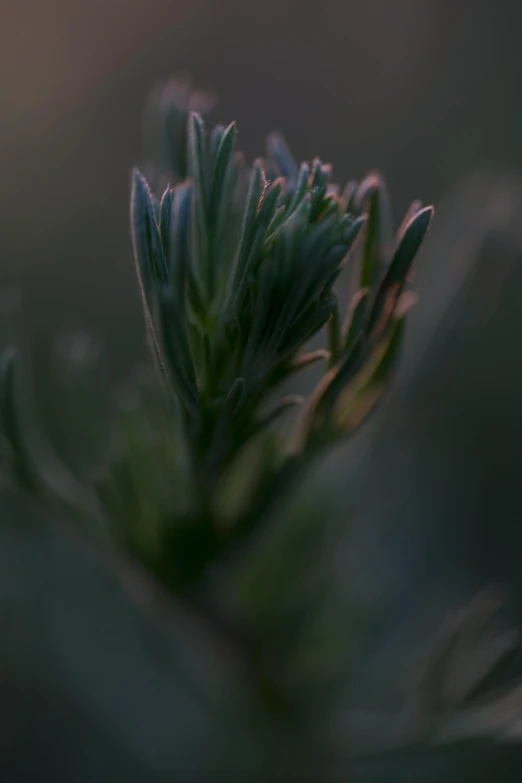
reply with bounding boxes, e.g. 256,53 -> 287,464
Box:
343,288 -> 369,350
368,205 -> 433,331
209,121 -> 237,225
159,186 -> 173,256
287,162 -> 311,215
130,169 -> 169,301
169,182 -> 192,307
187,113 -> 210,294
357,174 -> 394,290
266,132 -> 299,183
227,159 -> 265,307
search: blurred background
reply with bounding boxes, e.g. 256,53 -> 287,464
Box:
2,0 -> 522,779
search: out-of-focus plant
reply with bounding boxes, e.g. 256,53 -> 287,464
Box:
1,78 -> 522,777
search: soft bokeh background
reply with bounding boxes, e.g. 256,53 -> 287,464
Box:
2,0 -> 522,779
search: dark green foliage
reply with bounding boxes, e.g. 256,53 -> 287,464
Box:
3,77 -> 522,775
0,89 -> 433,700
121,106 -> 435,592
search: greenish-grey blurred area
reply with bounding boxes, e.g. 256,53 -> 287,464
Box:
2,0 -> 522,780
